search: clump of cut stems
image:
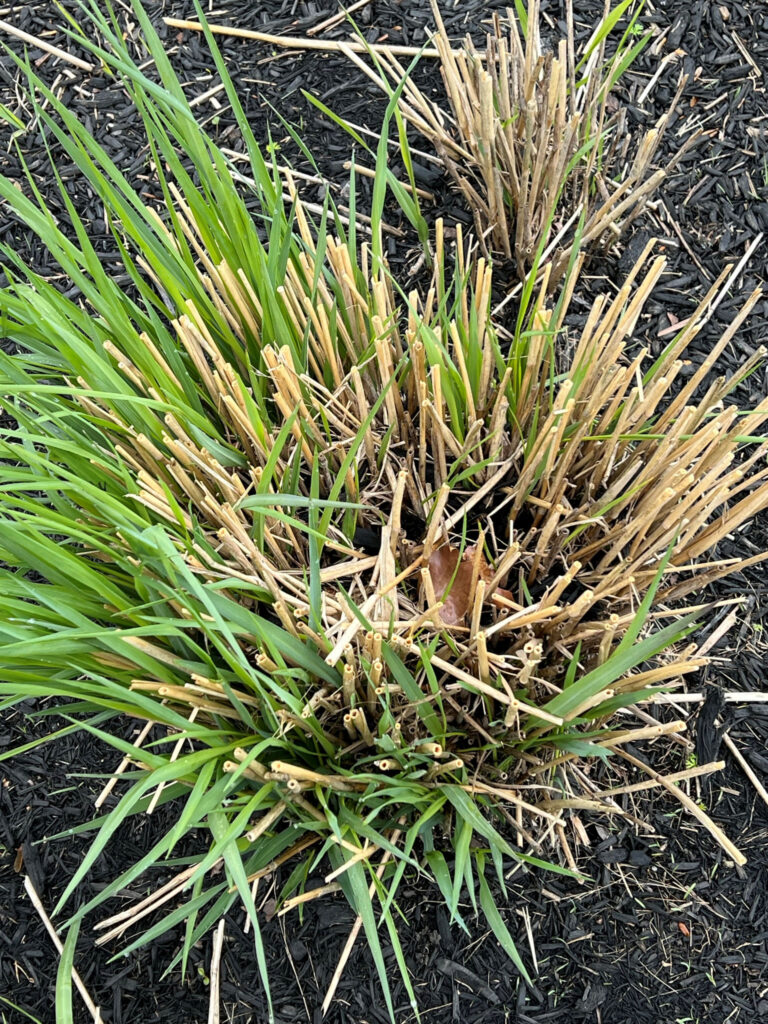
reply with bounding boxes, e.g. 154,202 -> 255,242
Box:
0,1 -> 765,1020
356,0 -> 689,278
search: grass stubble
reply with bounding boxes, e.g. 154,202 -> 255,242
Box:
354,0 -> 693,282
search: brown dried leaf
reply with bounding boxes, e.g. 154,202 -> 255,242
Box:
428,543 -> 494,625
428,544 -> 465,624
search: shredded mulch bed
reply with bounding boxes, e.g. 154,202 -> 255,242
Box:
2,1 -> 768,1022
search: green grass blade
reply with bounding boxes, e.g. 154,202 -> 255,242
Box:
54,918 -> 80,1024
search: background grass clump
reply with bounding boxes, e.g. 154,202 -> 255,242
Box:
360,0 -> 690,280
1,1 -> 767,1020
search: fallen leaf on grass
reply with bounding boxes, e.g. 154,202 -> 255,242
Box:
428,543 -> 519,625
427,543 -> 493,625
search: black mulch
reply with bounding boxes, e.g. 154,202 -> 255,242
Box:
2,1 -> 768,1022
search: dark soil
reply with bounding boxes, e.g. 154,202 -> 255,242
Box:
2,1 -> 768,1023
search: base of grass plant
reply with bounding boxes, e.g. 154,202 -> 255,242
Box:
0,1 -> 766,1019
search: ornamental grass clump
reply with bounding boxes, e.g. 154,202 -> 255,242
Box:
1,1 -> 767,1019
359,0 -> 687,278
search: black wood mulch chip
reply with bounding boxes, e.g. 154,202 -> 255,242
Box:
2,1 -> 768,1022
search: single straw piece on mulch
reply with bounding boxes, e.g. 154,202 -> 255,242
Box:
540,760 -> 726,809
23,876 -> 104,1022
93,718 -> 154,808
617,749 -> 747,866
695,604 -> 743,657
0,18 -> 93,71
343,160 -> 434,200
163,16 -> 442,58
649,692 -> 768,705
207,919 -> 226,1024
721,732 -> 768,813
279,882 -> 342,915
147,706 -> 199,813
307,0 -> 373,36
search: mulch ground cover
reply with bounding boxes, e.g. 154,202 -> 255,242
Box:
2,1 -> 768,1022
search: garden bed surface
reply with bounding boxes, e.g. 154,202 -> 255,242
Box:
1,1 -> 768,1022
